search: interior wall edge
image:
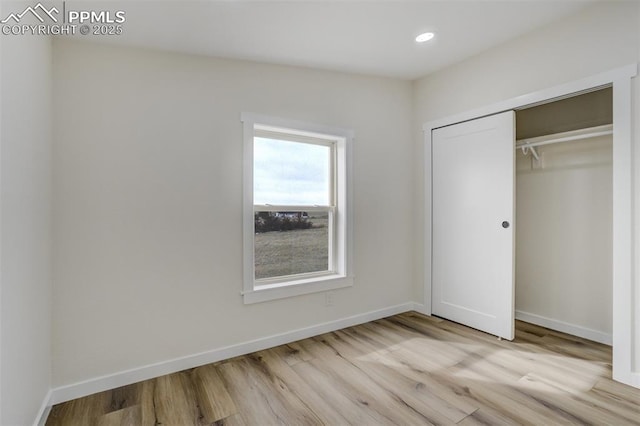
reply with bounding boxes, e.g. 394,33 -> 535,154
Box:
34,390 -> 52,426
1,27 -> 53,426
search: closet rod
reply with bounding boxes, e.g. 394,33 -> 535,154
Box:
515,124 -> 613,149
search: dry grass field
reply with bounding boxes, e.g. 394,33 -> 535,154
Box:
255,214 -> 328,279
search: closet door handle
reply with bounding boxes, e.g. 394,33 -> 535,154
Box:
502,221 -> 510,229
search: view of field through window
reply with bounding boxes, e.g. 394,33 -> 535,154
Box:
253,135 -> 333,281
254,212 -> 329,280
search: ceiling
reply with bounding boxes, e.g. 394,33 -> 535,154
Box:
66,0 -> 594,80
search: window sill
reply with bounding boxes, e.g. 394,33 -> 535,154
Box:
243,274 -> 354,304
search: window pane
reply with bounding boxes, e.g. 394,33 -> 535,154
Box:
254,211 -> 329,280
254,137 -> 330,205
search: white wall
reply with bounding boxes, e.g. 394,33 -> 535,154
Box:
0,29 -> 53,426
634,0 -> 640,374
515,137 -> 612,342
414,0 -> 639,377
52,40 -> 414,387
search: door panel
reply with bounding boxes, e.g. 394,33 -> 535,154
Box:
432,111 -> 515,340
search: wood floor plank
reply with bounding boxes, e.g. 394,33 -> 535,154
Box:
357,319 -> 474,373
46,313 -> 640,426
588,381 -> 640,425
353,322 -> 445,369
138,380 -> 157,426
592,377 -> 640,406
191,364 -> 237,423
372,345 -> 549,425
361,332 -> 596,425
341,340 -> 481,418
515,373 -> 639,425
217,354 -> 323,425
302,334 -> 454,425
95,405 -> 141,426
108,382 -> 142,412
262,347 -> 352,425
291,354 -> 397,425
326,330 -> 474,423
333,324 -> 395,360
514,319 -> 552,338
154,372 -> 202,426
515,342 -> 610,391
539,333 -> 612,362
447,348 -> 525,383
278,341 -> 314,366
520,373 -> 640,424
212,413 -> 247,426
448,377 -> 581,425
382,317 -> 479,368
425,317 -> 515,351
46,389 -> 112,426
457,407 -> 519,426
108,380 -> 156,426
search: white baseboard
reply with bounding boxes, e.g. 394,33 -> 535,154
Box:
515,310 -> 612,345
34,389 -> 52,426
51,302 -> 417,405
410,303 -> 429,316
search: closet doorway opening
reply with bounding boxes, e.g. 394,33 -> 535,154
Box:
424,63 -> 637,387
515,87 -> 613,345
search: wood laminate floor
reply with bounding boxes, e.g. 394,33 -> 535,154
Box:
46,312 -> 640,425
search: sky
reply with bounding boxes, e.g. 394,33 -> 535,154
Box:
254,137 -> 330,206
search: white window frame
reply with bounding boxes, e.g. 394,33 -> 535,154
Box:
241,113 -> 354,304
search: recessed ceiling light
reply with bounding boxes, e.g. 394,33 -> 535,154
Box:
415,32 -> 435,43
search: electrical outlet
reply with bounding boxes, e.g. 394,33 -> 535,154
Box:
325,292 -> 334,307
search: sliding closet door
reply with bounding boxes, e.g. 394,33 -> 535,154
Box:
432,111 -> 515,340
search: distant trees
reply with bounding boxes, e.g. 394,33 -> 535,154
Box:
254,212 -> 313,233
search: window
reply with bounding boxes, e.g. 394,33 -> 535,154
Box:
242,113 -> 353,304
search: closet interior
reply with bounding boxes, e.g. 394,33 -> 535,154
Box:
514,87 -> 613,345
